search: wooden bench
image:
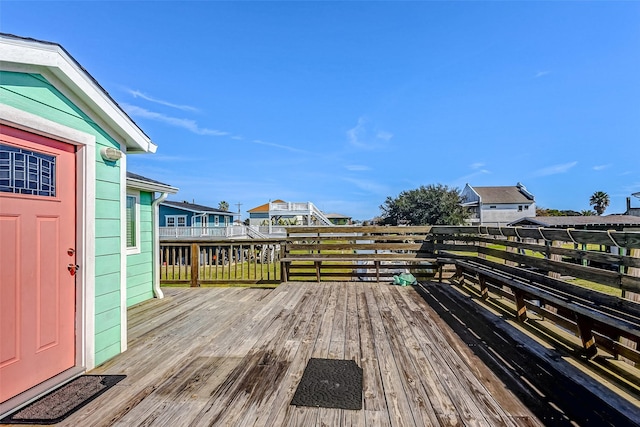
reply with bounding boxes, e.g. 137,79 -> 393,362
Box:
280,226 -> 442,282
440,255 -> 640,362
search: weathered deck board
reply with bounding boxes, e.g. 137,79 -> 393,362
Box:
56,283 -> 541,427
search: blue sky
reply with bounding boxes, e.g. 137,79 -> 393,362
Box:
3,1 -> 639,220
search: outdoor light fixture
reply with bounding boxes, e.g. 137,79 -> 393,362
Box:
100,147 -> 123,162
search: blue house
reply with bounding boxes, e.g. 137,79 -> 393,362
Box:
159,200 -> 235,237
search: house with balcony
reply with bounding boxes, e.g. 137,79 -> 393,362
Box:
461,182 -> 536,226
626,193 -> 640,217
247,200 -> 333,227
159,200 -> 236,238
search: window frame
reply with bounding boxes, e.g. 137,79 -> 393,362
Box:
165,215 -> 187,227
126,191 -> 141,255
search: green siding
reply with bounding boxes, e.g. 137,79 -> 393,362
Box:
1,71 -> 125,367
126,190 -> 155,307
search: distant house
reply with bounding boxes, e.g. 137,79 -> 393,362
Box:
247,199 -> 333,227
126,173 -> 178,306
326,213 -> 352,225
508,215 -> 640,231
0,34 -> 170,411
159,200 -> 235,237
626,193 -> 640,217
461,183 -> 536,226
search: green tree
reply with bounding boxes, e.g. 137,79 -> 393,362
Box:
218,201 -> 229,211
379,184 -> 469,226
589,191 -> 610,216
580,209 -> 595,216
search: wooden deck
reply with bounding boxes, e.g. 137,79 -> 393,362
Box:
63,282 -> 539,426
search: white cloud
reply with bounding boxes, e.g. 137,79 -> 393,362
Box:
122,104 -> 228,136
251,139 -> 308,154
534,71 -> 551,78
593,164 -> 611,171
470,162 -> 485,170
346,164 -> 371,171
347,117 -> 392,149
376,130 -> 393,141
347,117 -> 368,148
452,169 -> 490,186
126,89 -> 199,112
533,161 -> 578,177
343,177 -> 389,194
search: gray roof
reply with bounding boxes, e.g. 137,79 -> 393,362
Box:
127,172 -> 172,188
325,213 -> 352,219
474,186 -> 534,204
162,200 -> 233,215
508,215 -> 640,228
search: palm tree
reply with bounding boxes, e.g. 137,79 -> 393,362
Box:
218,201 -> 229,211
589,191 -> 610,216
580,209 -> 595,216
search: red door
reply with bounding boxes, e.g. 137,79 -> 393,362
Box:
0,125 -> 76,403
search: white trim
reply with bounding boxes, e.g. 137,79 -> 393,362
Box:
125,190 -> 141,255
0,36 -> 156,153
0,105 -> 97,395
127,177 -> 177,194
119,151 -> 128,353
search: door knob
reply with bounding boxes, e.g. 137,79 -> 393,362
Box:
67,264 -> 80,276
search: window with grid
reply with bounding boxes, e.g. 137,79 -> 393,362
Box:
126,194 -> 138,249
0,143 -> 56,197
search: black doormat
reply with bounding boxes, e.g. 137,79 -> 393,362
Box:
1,375 -> 126,425
291,358 -> 362,410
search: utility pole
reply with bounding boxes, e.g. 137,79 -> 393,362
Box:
235,202 -> 242,222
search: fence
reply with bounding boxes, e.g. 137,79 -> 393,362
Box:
160,239 -> 282,286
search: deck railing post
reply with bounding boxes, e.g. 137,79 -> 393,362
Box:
191,242 -> 200,287
622,247 -> 640,366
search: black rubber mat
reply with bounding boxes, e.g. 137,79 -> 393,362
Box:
1,375 -> 126,424
290,358 -> 362,410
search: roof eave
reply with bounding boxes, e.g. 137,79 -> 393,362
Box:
127,177 -> 178,194
0,34 -> 157,154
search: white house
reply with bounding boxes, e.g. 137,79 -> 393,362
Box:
461,183 -> 536,226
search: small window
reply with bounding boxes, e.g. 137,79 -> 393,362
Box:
489,205 -> 497,209
518,205 -> 523,211
214,216 -> 220,226
166,215 -> 187,227
126,193 -> 140,254
0,143 -> 56,197
524,205 -> 529,210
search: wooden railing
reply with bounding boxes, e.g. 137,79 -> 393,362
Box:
281,226 -> 444,282
160,239 -> 283,286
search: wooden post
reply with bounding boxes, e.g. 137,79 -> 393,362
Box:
479,275 -> 489,300
506,236 -> 518,266
513,289 -> 527,322
575,314 -> 598,359
190,243 -> 200,287
547,240 -> 562,279
622,247 -> 640,366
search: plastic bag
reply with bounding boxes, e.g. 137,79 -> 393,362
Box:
393,273 -> 416,286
